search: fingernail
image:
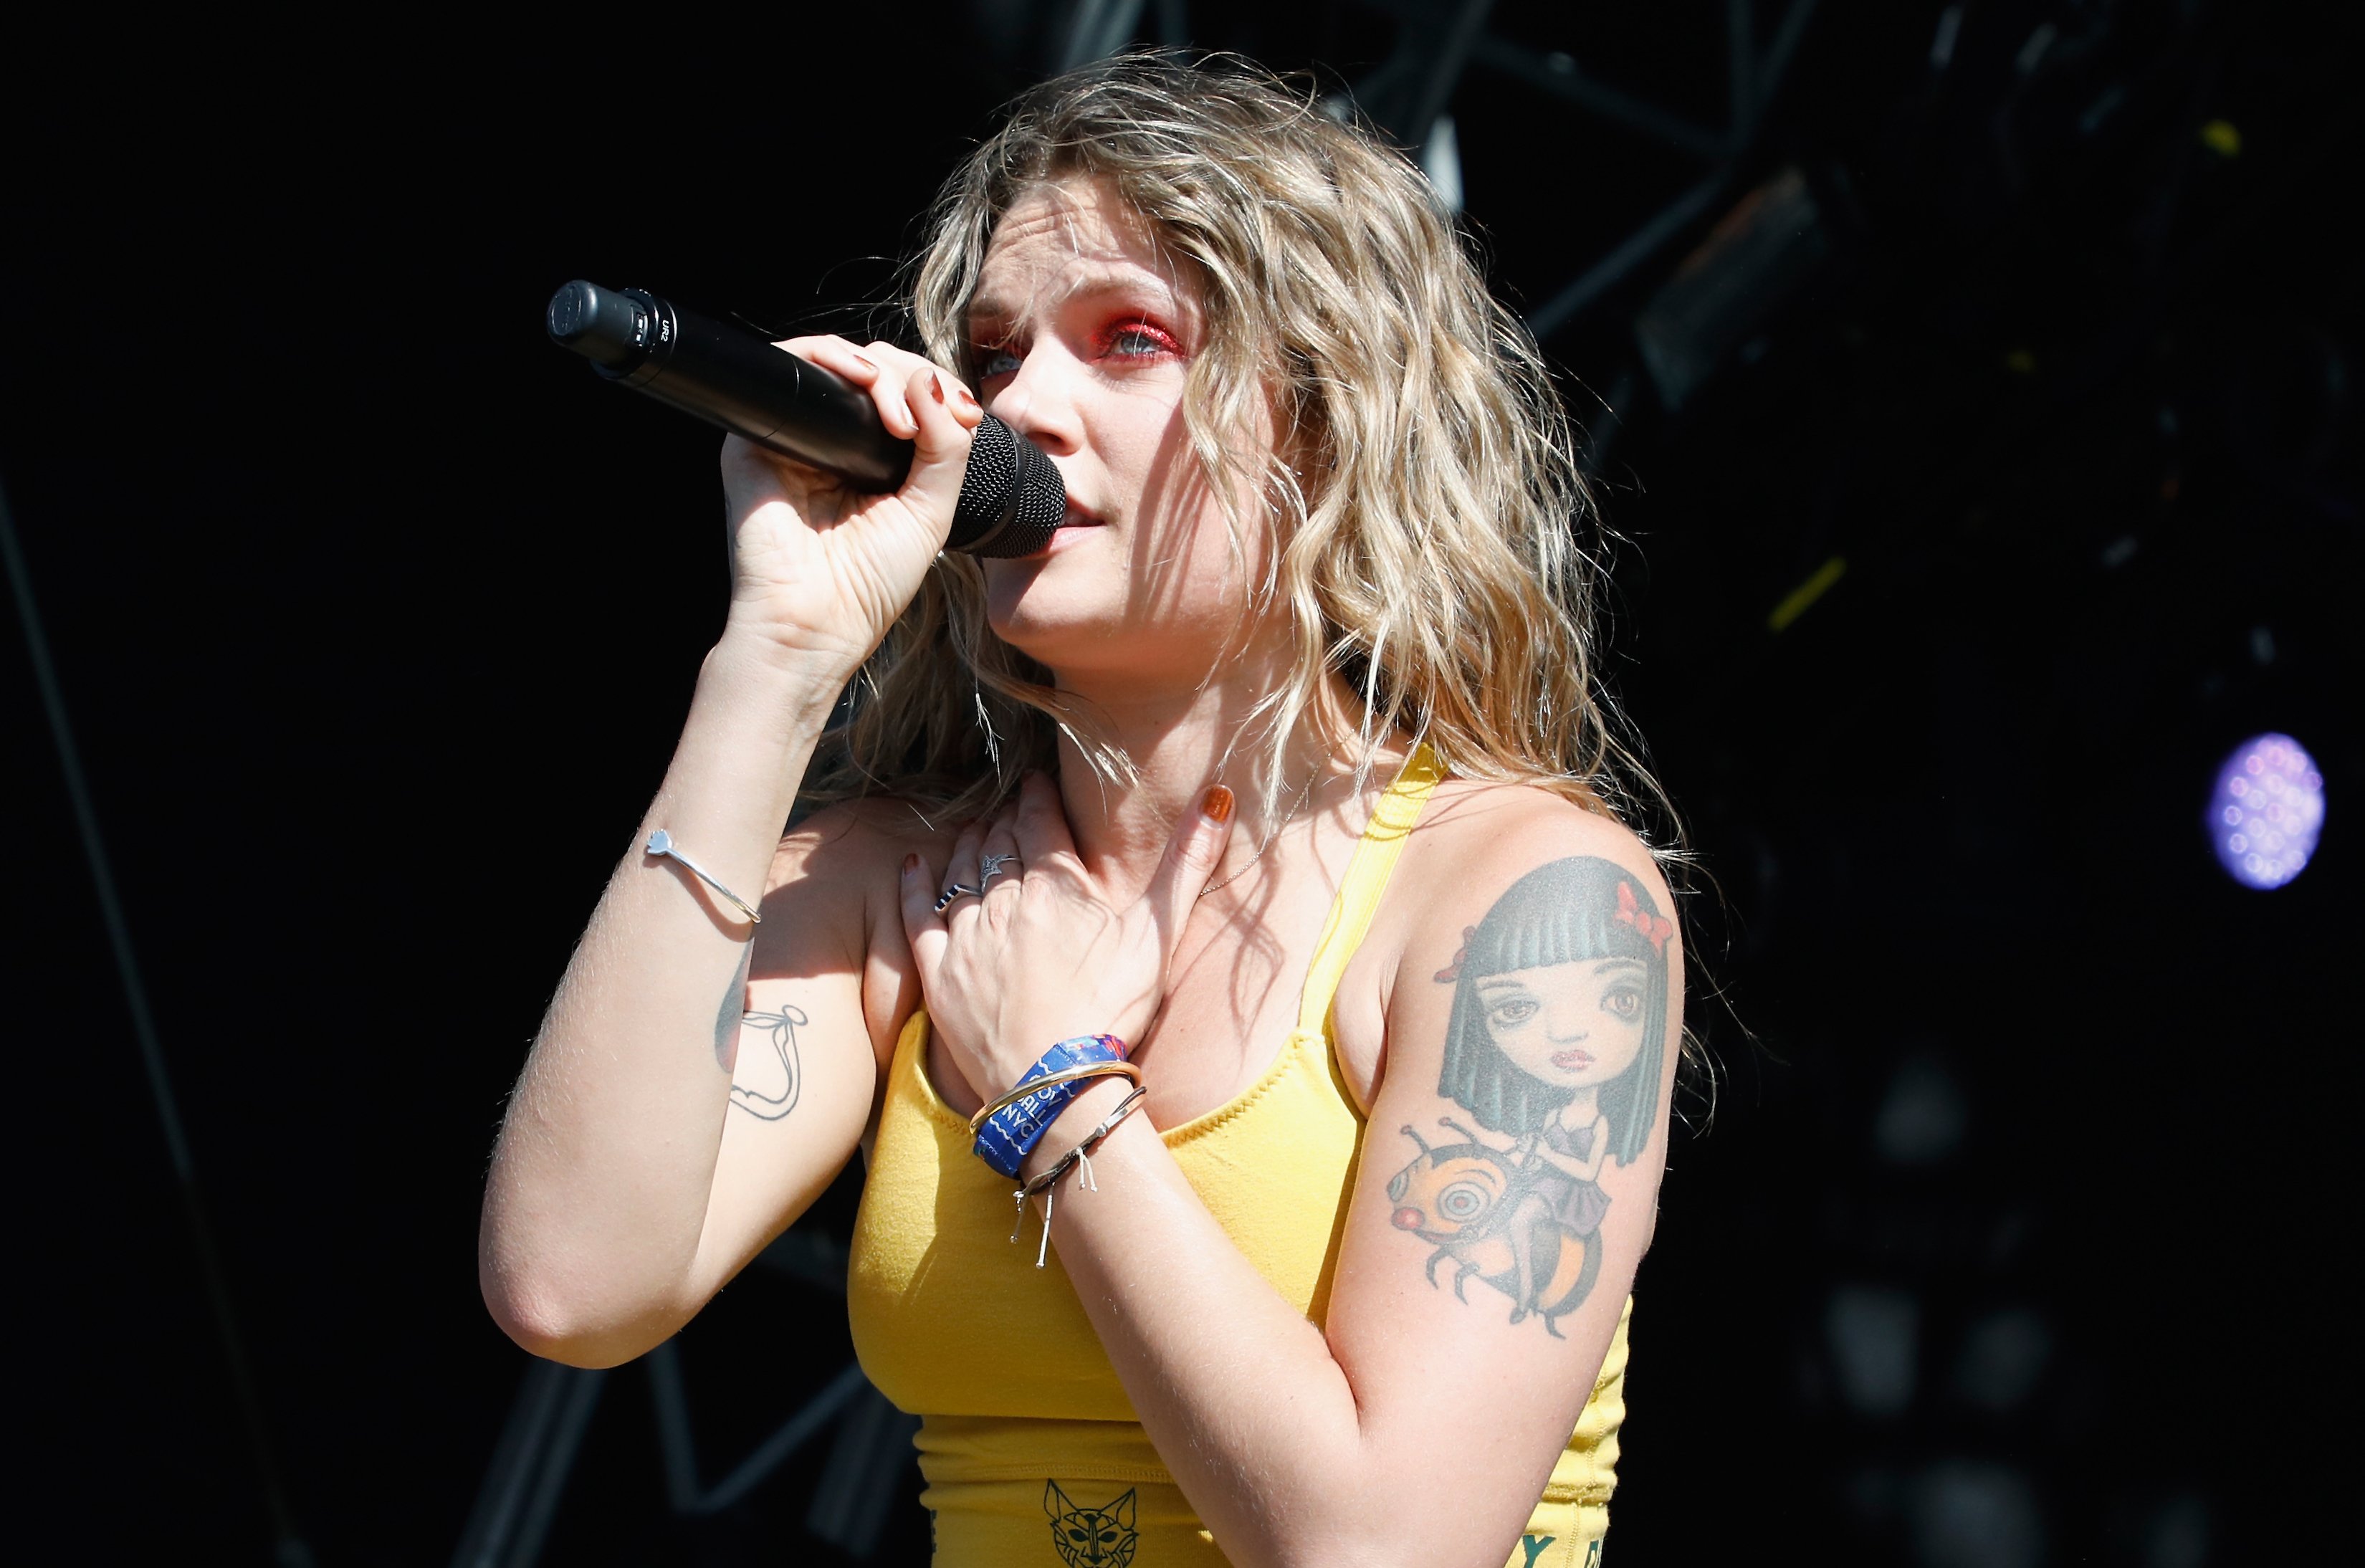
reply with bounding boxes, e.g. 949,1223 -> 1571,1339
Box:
953,385 -> 980,413
901,854 -> 919,876
929,372 -> 945,405
1202,785 -> 1235,823
849,351 -> 877,373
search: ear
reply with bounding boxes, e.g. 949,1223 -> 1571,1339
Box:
1112,1488 -> 1136,1529
1044,1479 -> 1069,1519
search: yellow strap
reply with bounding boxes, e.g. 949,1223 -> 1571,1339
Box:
1293,744 -> 1445,1037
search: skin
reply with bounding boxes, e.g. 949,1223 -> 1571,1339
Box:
1477,960 -> 1651,1091
478,176 -> 1682,1568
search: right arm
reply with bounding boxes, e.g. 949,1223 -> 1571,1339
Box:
477,339 -> 983,1368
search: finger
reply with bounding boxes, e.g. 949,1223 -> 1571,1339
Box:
899,851 -> 948,970
937,818 -> 989,924
777,335 -> 881,386
1009,772 -> 1079,871
898,362 -> 981,510
1144,783 -> 1237,940
979,807 -> 1023,904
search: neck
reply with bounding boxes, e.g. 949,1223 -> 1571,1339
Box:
1048,647 -> 1357,891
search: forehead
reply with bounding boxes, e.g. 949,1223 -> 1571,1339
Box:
1476,958 -> 1648,988
970,179 -> 1193,322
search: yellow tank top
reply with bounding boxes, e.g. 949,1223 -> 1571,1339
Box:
847,749 -> 1631,1567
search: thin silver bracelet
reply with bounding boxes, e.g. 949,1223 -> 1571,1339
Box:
1009,1084 -> 1151,1268
644,828 -> 762,924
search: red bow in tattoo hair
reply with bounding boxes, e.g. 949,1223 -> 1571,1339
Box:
1435,927 -> 1477,983
1615,881 -> 1676,955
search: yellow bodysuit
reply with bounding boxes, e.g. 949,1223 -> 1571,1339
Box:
847,750 -> 1630,1566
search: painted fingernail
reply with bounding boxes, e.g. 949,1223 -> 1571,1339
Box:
849,351 -> 877,373
902,854 -> 919,876
1202,785 -> 1235,823
953,385 -> 980,413
929,372 -> 946,405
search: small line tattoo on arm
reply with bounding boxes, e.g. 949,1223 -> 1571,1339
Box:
729,1002 -> 806,1122
714,944 -> 753,1073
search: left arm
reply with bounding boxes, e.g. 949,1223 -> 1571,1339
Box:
904,783 -> 1681,1568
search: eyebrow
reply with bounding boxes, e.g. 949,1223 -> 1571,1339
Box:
966,272 -> 1184,334
1593,959 -> 1648,975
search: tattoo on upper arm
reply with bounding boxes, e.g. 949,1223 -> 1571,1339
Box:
729,1003 -> 806,1121
710,945 -> 806,1124
714,944 -> 754,1073
1384,856 -> 1674,1337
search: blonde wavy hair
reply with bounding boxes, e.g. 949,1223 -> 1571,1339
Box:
806,52 -> 1678,862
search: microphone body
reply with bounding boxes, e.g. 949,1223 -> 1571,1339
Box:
546,280 -> 1064,558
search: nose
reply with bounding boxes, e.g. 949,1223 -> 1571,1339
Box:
985,341 -> 1085,459
1544,1005 -> 1590,1045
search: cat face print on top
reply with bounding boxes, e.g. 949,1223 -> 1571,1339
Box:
1044,1481 -> 1137,1567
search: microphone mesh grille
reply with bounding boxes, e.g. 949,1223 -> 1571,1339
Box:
950,415 -> 1065,558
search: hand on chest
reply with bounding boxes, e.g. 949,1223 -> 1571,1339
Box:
922,838 -> 1389,1127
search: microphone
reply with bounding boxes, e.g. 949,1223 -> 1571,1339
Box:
545,279 -> 1065,558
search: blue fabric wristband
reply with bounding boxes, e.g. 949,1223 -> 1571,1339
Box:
973,1034 -> 1129,1179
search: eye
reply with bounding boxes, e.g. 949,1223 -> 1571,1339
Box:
976,347 -> 1022,380
1488,997 -> 1539,1027
1604,986 -> 1643,1021
1438,1182 -> 1489,1220
1098,317 -> 1182,360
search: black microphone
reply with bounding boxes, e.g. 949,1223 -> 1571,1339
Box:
545,279 -> 1065,558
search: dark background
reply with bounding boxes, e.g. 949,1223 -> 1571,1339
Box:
5,1 -> 2355,1563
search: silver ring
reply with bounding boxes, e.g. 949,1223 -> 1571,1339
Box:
980,852 -> 1020,886
933,882 -> 984,913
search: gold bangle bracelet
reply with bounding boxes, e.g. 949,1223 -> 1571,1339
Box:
966,1061 -> 1143,1135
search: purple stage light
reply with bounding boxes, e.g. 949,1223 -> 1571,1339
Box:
2207,732 -> 2324,890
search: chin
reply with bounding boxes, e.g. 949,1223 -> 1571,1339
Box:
982,576 -> 1117,661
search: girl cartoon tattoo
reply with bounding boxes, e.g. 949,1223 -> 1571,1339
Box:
1387,856 -> 1673,1334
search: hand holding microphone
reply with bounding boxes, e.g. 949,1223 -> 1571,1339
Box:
548,279 -> 1066,681
547,281 -> 1065,558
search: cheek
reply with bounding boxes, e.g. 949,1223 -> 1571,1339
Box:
1603,1011 -> 1650,1066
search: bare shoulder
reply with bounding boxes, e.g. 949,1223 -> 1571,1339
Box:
761,797 -> 962,1070
1403,778 -> 1673,912
1357,778 -> 1682,1083
770,796 -> 956,887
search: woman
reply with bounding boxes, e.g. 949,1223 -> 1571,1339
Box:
479,55 -> 1687,1568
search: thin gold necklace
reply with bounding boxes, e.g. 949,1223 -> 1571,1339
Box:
1197,762 -> 1323,899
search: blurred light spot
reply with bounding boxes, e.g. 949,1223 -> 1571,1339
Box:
2249,625 -> 2275,665
1929,6 -> 1963,71
2146,1494 -> 2210,1568
2005,348 -> 2036,373
2078,83 -> 2127,136
2015,22 -> 2058,77
2100,534 -> 2139,568
1913,1463 -> 2044,1568
2200,119 -> 2242,157
1828,1286 -> 1919,1417
1768,554 -> 1846,632
1876,1056 -> 1967,1165
1955,1307 -> 2053,1412
1420,114 -> 1463,213
2207,732 -> 2324,889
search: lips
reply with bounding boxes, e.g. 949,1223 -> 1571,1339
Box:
1551,1048 -> 1595,1071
